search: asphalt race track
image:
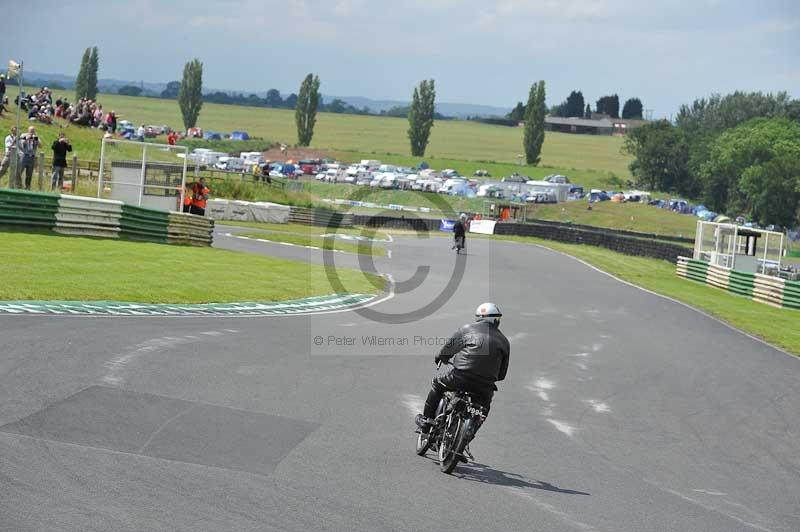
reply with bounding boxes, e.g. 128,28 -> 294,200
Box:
2,228 -> 799,532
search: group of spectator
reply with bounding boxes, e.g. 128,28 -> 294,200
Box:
12,86 -> 116,132
0,125 -> 72,191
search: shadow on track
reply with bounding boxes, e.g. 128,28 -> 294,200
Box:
455,462 -> 590,495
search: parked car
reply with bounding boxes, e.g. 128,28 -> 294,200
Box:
230,130 -> 250,140
502,174 -> 528,184
215,156 -> 245,171
186,127 -> 203,138
543,174 -> 570,184
203,131 -> 223,141
439,178 -> 467,194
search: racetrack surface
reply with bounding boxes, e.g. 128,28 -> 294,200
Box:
1,231 -> 798,532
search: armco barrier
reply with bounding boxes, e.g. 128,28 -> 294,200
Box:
0,189 -> 59,230
525,218 -> 695,244
677,257 -> 800,310
289,206 -> 354,227
494,222 -> 688,263
0,189 -> 212,246
352,215 -> 441,232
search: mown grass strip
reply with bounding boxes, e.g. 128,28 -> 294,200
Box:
0,231 -> 382,303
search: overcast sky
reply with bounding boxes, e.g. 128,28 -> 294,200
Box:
1,0 -> 797,117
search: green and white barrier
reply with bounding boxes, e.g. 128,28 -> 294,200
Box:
0,189 -> 213,246
0,189 -> 59,230
0,293 -> 374,316
677,256 -> 800,310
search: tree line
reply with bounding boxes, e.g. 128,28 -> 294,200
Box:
508,91 -> 644,120
624,91 -> 800,227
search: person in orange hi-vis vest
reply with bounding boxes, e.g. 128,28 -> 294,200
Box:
190,177 -> 210,216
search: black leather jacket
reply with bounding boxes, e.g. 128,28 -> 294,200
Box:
435,321 -> 510,383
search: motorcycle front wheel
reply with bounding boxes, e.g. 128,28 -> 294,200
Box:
416,430 -> 432,456
438,415 -> 463,473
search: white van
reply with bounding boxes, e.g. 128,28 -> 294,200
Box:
240,152 -> 264,166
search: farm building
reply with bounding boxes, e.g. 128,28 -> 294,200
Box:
545,116 -> 614,135
545,116 -> 646,135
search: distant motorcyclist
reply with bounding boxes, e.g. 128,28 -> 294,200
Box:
452,213 -> 467,251
415,302 -> 510,434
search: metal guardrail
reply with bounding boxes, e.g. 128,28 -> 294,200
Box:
677,256 -> 800,310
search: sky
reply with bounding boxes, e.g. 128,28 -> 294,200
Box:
1,0 -> 798,117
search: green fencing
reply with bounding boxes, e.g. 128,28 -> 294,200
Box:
119,204 -> 170,244
0,189 -> 59,230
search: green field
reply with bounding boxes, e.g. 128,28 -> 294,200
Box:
0,231 -> 382,303
5,85 -> 632,177
497,236 -> 800,356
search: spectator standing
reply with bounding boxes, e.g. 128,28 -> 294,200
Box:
0,75 -> 5,103
167,130 -> 177,145
50,132 -> 72,191
0,126 -> 17,186
182,183 -> 193,212
137,124 -> 145,142
190,177 -> 209,216
13,126 -> 39,190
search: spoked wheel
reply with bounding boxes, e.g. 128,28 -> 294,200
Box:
416,430 -> 432,456
438,415 -> 463,474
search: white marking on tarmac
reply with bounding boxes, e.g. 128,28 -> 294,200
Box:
656,486 -> 778,532
584,399 -> 610,413
692,489 -> 728,496
572,352 -> 590,357
387,250 -> 392,259
200,331 -> 224,336
506,488 -> 596,531
576,362 -> 588,371
534,378 -> 554,390
506,332 -> 529,342
102,335 -> 202,386
547,419 -> 576,437
527,243 -> 798,361
592,343 -> 603,352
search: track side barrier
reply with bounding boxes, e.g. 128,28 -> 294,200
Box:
677,256 -> 799,310
0,189 -> 212,246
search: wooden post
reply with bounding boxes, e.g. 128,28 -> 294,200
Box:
38,151 -> 45,190
72,155 -> 78,192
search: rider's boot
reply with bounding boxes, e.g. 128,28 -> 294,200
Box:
415,414 -> 432,434
461,444 -> 474,463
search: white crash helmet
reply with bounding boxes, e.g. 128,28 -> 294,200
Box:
475,302 -> 502,326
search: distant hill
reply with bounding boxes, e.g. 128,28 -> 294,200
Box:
19,71 -> 510,118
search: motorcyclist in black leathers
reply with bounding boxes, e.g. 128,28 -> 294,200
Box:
415,302 -> 510,433
452,214 -> 467,251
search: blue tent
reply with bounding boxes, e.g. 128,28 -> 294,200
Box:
203,131 -> 222,141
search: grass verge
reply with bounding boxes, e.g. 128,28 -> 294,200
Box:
237,230 -> 386,256
0,232 -> 383,303
493,235 -> 800,356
